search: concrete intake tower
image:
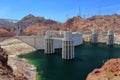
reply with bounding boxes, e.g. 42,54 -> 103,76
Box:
44,31 -> 76,60
62,32 -> 74,59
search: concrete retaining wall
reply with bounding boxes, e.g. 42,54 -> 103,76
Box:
14,33 -> 83,50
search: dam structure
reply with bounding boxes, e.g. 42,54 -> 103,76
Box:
44,31 -> 55,54
0,28 -> 116,60
44,30 -> 76,59
62,32 -> 74,59
106,29 -> 114,45
91,29 -> 98,43
83,29 -> 115,45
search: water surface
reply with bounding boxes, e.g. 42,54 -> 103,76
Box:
19,43 -> 120,80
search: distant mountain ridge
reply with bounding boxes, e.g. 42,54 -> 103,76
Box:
16,14 -> 59,29
0,13 -> 120,36
0,18 -> 17,27
23,14 -> 120,35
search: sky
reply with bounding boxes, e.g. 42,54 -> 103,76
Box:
0,0 -> 120,22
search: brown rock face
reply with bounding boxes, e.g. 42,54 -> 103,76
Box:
86,58 -> 120,80
0,46 -> 27,80
0,26 -> 15,37
62,14 -> 120,33
16,14 -> 60,29
0,47 -> 12,74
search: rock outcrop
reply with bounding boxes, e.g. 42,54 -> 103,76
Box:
0,26 -> 15,37
86,58 -> 120,80
0,46 -> 27,80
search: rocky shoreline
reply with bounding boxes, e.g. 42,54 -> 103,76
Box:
86,58 -> 120,80
0,38 -> 36,80
8,55 -> 37,80
0,46 -> 27,80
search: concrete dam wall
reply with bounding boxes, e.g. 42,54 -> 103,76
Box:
14,33 -> 83,50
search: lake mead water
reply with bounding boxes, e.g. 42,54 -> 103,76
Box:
19,43 -> 120,80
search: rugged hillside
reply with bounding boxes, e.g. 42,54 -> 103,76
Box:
0,46 -> 27,80
23,14 -> 120,35
0,19 -> 16,37
0,19 -> 15,27
0,14 -> 120,36
16,14 -> 60,29
0,26 -> 15,37
0,14 -> 61,37
15,14 -> 61,35
63,14 -> 120,33
62,16 -> 87,32
86,58 -> 120,80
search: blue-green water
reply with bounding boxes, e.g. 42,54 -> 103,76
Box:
18,43 -> 120,80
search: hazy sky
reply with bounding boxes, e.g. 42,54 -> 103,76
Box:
0,0 -> 120,22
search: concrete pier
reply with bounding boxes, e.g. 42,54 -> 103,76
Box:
91,29 -> 98,43
44,31 -> 54,54
62,32 -> 74,59
106,29 -> 114,45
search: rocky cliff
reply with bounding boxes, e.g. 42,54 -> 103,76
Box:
0,46 -> 27,80
86,58 -> 120,80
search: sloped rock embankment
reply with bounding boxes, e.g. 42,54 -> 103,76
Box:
0,46 -> 27,80
86,58 -> 120,80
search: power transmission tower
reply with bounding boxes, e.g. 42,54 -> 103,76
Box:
98,7 -> 101,16
78,6 -> 81,17
66,14 -> 69,20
